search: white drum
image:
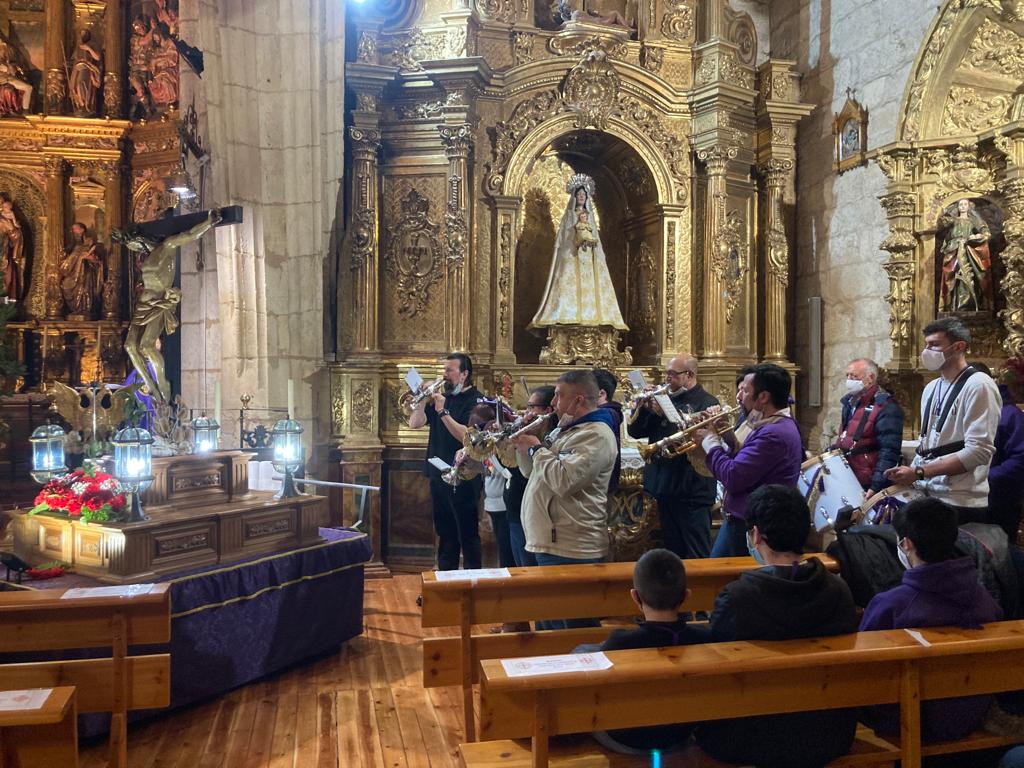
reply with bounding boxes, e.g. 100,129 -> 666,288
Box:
798,450 -> 865,533
859,485 -> 924,526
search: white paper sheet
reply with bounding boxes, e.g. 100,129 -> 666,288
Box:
61,584 -> 154,600
904,628 -> 931,647
433,568 -> 511,582
654,394 -> 684,425
405,367 -> 423,392
428,457 -> 452,472
0,689 -> 51,712
627,370 -> 647,390
501,652 -> 613,677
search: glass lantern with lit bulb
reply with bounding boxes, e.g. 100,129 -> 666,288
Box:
168,167 -> 196,200
271,418 -> 304,499
190,415 -> 221,454
29,423 -> 67,484
112,426 -> 154,522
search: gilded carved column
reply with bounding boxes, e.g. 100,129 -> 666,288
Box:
43,156 -> 67,320
439,123 -> 473,353
698,145 -> 737,357
104,0 -> 125,117
348,126 -> 381,355
995,132 -> 1024,357
761,158 -> 794,360
492,195 -> 519,365
44,0 -> 67,114
100,159 -> 124,319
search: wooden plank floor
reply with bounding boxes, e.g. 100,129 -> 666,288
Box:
80,574 -> 464,768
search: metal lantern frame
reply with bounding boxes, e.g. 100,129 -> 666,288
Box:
29,423 -> 67,484
112,426 -> 155,522
190,414 -> 221,454
271,418 -> 304,499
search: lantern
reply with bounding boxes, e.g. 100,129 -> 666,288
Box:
112,426 -> 154,522
191,415 -> 221,454
29,423 -> 67,484
271,418 -> 304,499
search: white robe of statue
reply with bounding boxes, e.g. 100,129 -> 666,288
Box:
529,175 -> 627,330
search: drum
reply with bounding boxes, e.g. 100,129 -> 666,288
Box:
798,450 -> 865,533
859,485 -> 924,526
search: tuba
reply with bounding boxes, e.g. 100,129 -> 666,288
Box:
638,405 -> 737,463
399,377 -> 445,416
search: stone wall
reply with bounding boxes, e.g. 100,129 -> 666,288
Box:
178,0 -> 344,466
769,0 -> 935,447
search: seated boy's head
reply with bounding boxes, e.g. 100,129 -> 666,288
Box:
893,497 -> 958,566
632,548 -> 688,616
745,485 -> 809,556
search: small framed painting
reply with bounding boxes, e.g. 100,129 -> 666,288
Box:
833,93 -> 868,174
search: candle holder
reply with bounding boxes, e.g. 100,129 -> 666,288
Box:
112,426 -> 154,522
271,418 -> 304,499
29,423 -> 67,484
190,414 -> 221,454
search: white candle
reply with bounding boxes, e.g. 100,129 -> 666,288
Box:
214,379 -> 222,426
287,379 -> 295,418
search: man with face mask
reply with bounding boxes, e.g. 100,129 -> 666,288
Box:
833,358 -> 905,492
696,363 -> 804,557
884,318 -> 1000,524
409,353 -> 483,570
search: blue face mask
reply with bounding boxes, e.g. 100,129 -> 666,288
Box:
746,530 -> 766,565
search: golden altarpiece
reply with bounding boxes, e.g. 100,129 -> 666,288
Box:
331,0 -> 812,566
872,0 -> 1024,433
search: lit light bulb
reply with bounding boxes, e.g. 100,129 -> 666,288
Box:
126,457 -> 144,477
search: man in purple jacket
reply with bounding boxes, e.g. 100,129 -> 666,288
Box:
860,496 -> 1002,741
974,362 -> 1024,542
696,363 -> 804,557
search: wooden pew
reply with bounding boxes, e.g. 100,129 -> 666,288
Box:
422,555 -> 838,741
467,621 -> 1024,768
0,585 -> 172,768
0,686 -> 78,768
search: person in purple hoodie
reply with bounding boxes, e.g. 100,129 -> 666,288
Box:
860,496 -> 1003,741
973,361 -> 1024,542
696,363 -> 804,557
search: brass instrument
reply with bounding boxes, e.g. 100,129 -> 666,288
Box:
441,454 -> 481,488
399,377 -> 444,416
471,413 -> 553,468
638,405 -> 737,462
625,383 -> 671,424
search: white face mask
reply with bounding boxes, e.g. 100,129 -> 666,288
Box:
845,379 -> 865,395
897,538 -> 912,570
920,347 -> 947,371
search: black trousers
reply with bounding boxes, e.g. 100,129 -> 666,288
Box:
655,495 -> 712,560
486,510 -> 516,569
429,475 -> 482,571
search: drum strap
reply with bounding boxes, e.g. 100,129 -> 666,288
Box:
916,440 -> 966,460
921,366 -> 977,436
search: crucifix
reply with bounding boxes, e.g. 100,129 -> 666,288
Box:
112,205 -> 242,403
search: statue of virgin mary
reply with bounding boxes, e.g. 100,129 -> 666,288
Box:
529,173 -> 627,331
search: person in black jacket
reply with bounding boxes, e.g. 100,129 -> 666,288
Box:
593,368 -> 624,494
503,385 -> 555,569
627,355 -> 719,558
697,484 -> 859,768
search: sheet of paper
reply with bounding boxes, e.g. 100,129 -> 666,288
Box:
627,370 -> 647,390
405,367 -> 423,392
501,652 -> 613,677
654,394 -> 684,425
0,689 -> 51,712
904,628 -> 931,647
428,456 -> 452,472
61,584 -> 154,600
433,568 -> 511,582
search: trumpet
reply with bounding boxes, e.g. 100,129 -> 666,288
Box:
399,377 -> 444,416
626,383 -> 671,424
470,413 -> 554,467
638,405 -> 738,462
441,454 -> 481,488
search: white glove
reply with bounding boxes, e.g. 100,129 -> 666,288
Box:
702,433 -> 726,455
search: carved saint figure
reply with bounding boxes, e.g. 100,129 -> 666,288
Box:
147,23 -> 179,112
113,209 -> 220,402
128,15 -> 154,118
59,222 -> 105,318
68,29 -> 103,117
0,194 -> 26,300
558,0 -> 632,27
529,174 -> 627,330
938,198 -> 992,313
0,34 -> 32,114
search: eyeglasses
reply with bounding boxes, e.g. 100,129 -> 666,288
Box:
666,370 -> 691,377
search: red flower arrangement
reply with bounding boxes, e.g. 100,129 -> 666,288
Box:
29,465 -> 129,524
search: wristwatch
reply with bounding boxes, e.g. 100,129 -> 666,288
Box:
915,466 -> 926,481
440,409 -> 451,418
528,445 -> 542,458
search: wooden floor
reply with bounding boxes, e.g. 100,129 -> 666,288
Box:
80,574 -> 464,768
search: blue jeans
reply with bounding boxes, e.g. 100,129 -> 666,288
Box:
533,552 -> 604,629
507,519 -> 537,568
710,514 -> 749,558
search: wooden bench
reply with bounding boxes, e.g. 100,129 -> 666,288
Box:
422,555 -> 838,740
0,585 -> 172,768
467,621 -> 1024,768
0,686 -> 78,768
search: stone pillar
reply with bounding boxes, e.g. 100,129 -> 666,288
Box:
348,125 -> 381,355
100,159 -> 124,320
43,156 -> 66,320
697,145 -> 736,357
761,158 -> 794,361
492,195 -> 520,365
103,0 -> 125,117
44,0 -> 67,114
439,123 -> 473,353
995,132 -> 1024,358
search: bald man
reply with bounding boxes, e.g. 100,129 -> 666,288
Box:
627,355 -> 719,558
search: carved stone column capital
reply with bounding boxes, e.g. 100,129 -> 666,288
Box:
697,144 -> 738,175
438,123 -> 474,157
43,155 -> 67,178
759,157 -> 794,186
349,127 -> 381,157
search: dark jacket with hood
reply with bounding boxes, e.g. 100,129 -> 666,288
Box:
696,557 -> 859,768
599,400 -> 624,494
860,556 -> 1003,742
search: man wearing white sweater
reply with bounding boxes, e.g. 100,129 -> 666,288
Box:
884,317 -> 1001,524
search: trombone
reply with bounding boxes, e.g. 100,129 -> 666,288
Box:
399,377 -> 444,416
638,405 -> 738,462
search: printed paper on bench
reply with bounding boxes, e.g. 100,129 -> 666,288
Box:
0,689 -> 51,711
433,568 -> 511,582
61,584 -> 155,600
502,652 -> 613,677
